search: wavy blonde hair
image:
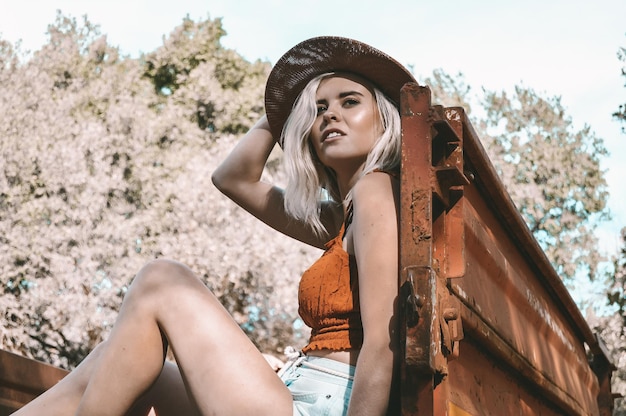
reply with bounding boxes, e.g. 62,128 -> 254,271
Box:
281,73 -> 401,237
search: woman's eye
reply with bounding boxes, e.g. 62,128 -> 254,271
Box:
316,105 -> 327,115
343,98 -> 359,107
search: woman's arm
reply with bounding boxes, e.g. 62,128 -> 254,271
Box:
347,171 -> 400,416
211,116 -> 336,249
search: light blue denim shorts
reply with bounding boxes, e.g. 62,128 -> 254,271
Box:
278,354 -> 355,416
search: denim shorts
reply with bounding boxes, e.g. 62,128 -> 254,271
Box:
279,355 -> 355,416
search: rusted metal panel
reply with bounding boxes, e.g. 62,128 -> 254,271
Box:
399,82 -> 436,415
446,339 -> 565,416
456,107 -> 611,415
453,183 -> 599,415
399,84 -> 614,415
400,83 -> 469,415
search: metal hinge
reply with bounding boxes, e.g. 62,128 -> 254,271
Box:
403,265 -> 464,377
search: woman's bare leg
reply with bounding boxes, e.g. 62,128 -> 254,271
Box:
13,348 -> 198,416
11,343 -> 105,416
75,259 -> 292,415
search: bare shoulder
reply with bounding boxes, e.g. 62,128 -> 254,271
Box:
349,171 -> 399,246
351,171 -> 399,212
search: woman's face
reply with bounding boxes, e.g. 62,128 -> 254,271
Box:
309,74 -> 382,171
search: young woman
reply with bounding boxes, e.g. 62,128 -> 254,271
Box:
14,36 -> 416,416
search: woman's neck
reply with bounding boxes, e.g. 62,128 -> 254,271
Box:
335,163 -> 365,201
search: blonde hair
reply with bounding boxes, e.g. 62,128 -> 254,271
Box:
281,73 -> 401,237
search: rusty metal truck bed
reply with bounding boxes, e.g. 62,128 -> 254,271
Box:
398,83 -> 614,415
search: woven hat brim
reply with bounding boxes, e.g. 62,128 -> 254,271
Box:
264,36 -> 416,140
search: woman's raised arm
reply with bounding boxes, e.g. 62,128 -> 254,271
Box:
211,115 -> 334,249
211,115 -> 277,214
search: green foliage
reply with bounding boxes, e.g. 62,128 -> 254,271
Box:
0,12 -> 314,369
481,86 -> 609,280
422,68 -> 473,111
144,15 -> 226,95
605,37 -> 626,415
142,16 -> 268,134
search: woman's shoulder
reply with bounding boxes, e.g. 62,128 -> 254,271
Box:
350,170 -> 399,221
352,170 -> 399,200
347,171 -> 399,252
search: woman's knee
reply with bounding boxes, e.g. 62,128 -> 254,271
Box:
128,259 -> 201,301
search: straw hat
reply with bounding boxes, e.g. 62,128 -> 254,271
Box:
264,36 -> 416,140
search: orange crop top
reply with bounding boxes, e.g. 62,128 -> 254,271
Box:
298,223 -> 363,353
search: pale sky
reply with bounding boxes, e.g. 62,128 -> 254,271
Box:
2,0 -> 625,259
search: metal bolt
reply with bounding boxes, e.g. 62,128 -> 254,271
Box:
443,308 -> 458,321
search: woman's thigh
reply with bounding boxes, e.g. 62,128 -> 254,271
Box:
133,259 -> 293,415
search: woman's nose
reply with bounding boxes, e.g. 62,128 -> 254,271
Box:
323,107 -> 339,122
